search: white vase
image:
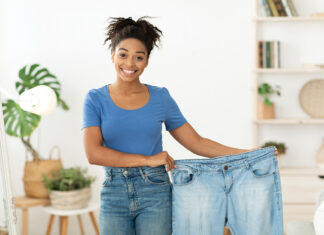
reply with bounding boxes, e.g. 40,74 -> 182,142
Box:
316,138 -> 324,169
49,187 -> 91,210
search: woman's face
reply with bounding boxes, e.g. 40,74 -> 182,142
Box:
111,38 -> 149,83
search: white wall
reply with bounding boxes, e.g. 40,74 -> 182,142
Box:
1,0 -> 324,234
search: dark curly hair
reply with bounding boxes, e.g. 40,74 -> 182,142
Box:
103,16 -> 163,59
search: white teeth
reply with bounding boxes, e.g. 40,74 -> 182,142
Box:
122,69 -> 136,74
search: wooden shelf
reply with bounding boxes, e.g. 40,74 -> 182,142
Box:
254,118 -> 324,125
254,17 -> 324,22
254,68 -> 324,74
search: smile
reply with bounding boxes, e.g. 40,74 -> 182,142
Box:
121,68 -> 137,75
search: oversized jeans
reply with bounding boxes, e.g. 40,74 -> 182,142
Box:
170,146 -> 283,235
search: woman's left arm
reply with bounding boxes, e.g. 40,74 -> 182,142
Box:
169,122 -> 278,158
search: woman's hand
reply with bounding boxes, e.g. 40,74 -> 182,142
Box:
146,151 -> 176,171
248,147 -> 278,156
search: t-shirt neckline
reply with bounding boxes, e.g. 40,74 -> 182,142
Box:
106,83 -> 151,111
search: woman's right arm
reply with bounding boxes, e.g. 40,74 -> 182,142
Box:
82,126 -> 175,171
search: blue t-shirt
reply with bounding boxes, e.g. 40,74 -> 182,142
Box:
81,83 -> 187,168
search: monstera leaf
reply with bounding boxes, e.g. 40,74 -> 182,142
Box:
1,63 -> 69,161
16,63 -> 69,110
2,99 -> 40,138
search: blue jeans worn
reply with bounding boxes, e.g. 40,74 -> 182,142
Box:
99,165 -> 172,235
170,146 -> 284,235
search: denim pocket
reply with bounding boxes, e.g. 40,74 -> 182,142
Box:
248,157 -> 276,178
171,165 -> 197,186
145,171 -> 170,185
102,176 -> 112,187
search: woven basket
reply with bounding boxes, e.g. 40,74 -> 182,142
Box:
299,79 -> 324,118
49,187 -> 91,210
23,146 -> 63,198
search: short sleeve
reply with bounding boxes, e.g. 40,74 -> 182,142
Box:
162,87 -> 187,131
81,90 -> 101,130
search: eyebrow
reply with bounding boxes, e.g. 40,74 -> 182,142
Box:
118,48 -> 146,55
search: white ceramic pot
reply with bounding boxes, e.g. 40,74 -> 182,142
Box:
49,187 -> 91,210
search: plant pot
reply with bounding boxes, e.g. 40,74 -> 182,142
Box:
23,146 -> 63,198
257,101 -> 275,119
49,187 -> 91,210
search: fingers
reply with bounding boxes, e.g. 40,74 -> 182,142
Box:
166,154 -> 175,171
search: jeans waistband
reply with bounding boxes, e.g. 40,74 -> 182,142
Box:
174,146 -> 276,169
104,165 -> 166,178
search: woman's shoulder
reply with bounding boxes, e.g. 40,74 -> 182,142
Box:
87,84 -> 106,93
146,83 -> 169,95
84,84 -> 107,101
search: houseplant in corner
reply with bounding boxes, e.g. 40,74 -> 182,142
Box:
261,141 -> 287,168
43,167 -> 96,209
1,63 -> 69,198
258,82 -> 281,119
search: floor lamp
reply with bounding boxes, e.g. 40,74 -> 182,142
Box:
0,85 -> 57,235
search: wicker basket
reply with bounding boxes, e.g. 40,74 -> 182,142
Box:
49,187 -> 91,210
299,79 -> 324,118
23,146 -> 63,198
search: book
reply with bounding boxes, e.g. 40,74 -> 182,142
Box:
287,0 -> 298,16
281,0 -> 293,16
263,41 -> 267,68
270,41 -> 275,68
258,41 -> 263,68
267,0 -> 279,16
273,0 -> 287,16
261,0 -> 273,16
265,41 -> 271,68
273,41 -> 280,68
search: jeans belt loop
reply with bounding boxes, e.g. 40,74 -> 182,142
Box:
244,159 -> 250,170
105,168 -> 112,181
139,168 -> 146,180
197,164 -> 201,176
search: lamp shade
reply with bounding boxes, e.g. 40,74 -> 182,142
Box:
18,85 -> 57,115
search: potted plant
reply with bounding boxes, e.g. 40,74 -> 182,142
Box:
43,167 -> 96,210
261,141 -> 287,167
1,63 -> 69,198
258,82 -> 281,119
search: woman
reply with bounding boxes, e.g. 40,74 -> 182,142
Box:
82,16 -> 278,235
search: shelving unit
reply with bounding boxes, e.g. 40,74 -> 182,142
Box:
253,0 -> 324,232
254,16 -> 324,22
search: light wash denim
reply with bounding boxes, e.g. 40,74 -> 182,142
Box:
170,146 -> 283,235
99,165 -> 172,235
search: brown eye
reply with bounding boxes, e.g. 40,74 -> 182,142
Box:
119,53 -> 126,57
137,57 -> 143,60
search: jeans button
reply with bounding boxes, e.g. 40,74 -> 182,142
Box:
224,165 -> 229,170
123,170 -> 128,175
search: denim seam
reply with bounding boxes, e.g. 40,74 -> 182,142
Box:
274,171 -> 283,234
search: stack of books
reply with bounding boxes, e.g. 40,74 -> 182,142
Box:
258,41 -> 281,68
261,0 -> 298,17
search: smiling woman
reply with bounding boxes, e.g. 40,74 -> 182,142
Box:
82,16 -> 181,235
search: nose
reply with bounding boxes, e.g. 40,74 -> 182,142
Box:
125,57 -> 135,66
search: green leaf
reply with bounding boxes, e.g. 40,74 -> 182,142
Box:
2,99 -> 40,137
265,98 -> 272,106
16,63 -> 68,110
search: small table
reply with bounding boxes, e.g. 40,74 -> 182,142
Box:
43,202 -> 100,235
13,196 -> 50,235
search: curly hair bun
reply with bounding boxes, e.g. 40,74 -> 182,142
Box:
104,16 -> 163,58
